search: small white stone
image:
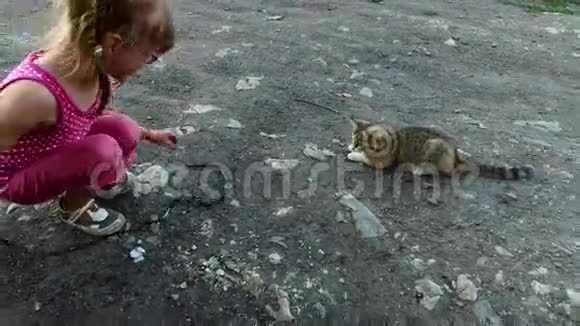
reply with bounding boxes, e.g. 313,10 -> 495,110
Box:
476,256 -> 488,266
235,76 -> 264,91
226,118 -> 243,129
495,246 -> 514,258
215,48 -> 240,58
456,274 -> 477,301
415,278 -> 443,311
359,87 -> 373,98
566,288 -> 580,304
531,280 -> 557,296
211,25 -> 232,34
265,158 -> 299,171
528,267 -> 549,276
495,271 -> 504,285
274,207 -> 294,216
350,70 -> 366,80
444,38 -> 457,47
184,104 -> 223,114
411,258 -> 426,270
268,253 -> 282,265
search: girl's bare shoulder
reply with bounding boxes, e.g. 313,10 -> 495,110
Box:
0,79 -> 58,129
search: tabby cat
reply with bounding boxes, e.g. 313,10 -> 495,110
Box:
347,116 -> 534,180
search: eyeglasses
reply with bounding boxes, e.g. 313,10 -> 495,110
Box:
121,37 -> 160,65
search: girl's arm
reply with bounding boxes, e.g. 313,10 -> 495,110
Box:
0,80 -> 58,152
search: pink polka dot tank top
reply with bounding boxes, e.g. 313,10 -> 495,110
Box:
0,50 -> 103,186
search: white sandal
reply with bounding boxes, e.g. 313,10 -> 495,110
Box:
49,197 -> 126,236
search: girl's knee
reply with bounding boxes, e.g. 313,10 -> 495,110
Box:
111,113 -> 141,144
84,134 -> 123,163
92,113 -> 142,148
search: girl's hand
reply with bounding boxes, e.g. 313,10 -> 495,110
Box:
142,128 -> 177,149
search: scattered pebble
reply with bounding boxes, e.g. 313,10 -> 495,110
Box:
444,38 -> 457,47
274,207 -> 294,217
259,132 -> 286,139
130,165 -> 169,197
411,258 -> 428,270
495,246 -> 514,258
338,26 -> 350,32
17,215 -> 33,222
215,48 -> 240,58
456,274 -> 477,301
336,92 -> 353,99
229,199 -> 241,207
531,280 -> 558,296
335,210 -> 347,223
267,15 -> 284,21
495,271 -> 504,285
265,287 -> 295,321
415,278 -> 443,310
226,118 -> 243,129
313,57 -> 328,67
265,158 -> 299,171
528,267 -> 549,276
211,25 -> 232,34
473,300 -> 502,326
34,301 -> 41,312
350,70 -> 366,80
268,253 -> 282,265
339,193 -> 387,238
513,120 -> 562,132
200,219 -> 214,238
303,143 -> 335,161
235,76 -> 264,91
184,104 -> 222,114
359,87 -> 374,98
129,247 -> 146,263
477,257 -> 489,266
166,125 -> 196,137
348,58 -> 360,64
170,294 -> 180,300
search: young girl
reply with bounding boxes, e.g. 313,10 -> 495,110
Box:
0,0 -> 178,236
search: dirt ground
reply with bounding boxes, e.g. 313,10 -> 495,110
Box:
1,0 -> 579,325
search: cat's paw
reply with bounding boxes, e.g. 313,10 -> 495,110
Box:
348,144 -> 354,151
347,151 -> 368,163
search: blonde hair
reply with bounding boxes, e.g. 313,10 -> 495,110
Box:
45,0 -> 175,108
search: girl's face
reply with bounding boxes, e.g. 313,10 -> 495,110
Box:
101,37 -> 160,83
99,0 -> 170,83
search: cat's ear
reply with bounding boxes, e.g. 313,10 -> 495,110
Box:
350,115 -> 371,129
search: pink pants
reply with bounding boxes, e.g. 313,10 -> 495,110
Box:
0,112 -> 142,205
